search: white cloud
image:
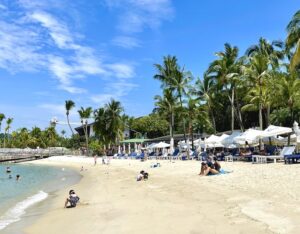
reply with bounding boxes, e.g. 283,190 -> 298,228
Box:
105,0 -> 174,33
106,63 -> 135,79
112,36 -> 141,49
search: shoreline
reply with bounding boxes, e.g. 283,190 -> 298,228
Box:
0,158 -> 83,234
21,156 -> 300,234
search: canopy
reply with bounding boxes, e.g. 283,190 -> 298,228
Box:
234,129 -> 263,145
146,143 -> 157,149
152,142 -> 170,148
205,135 -> 224,148
221,131 -> 241,147
120,138 -> 147,143
261,125 -> 292,138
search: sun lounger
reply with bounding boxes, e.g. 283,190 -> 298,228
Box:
253,146 -> 295,164
283,146 -> 298,164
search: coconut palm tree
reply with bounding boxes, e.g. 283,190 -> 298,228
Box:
286,10 -> 300,70
192,76 -> 217,133
65,100 -> 75,135
105,99 -> 124,146
78,107 -> 93,155
243,54 -> 269,129
4,117 -> 13,148
154,89 -> 178,149
154,55 -> 190,141
207,43 -> 243,132
94,107 -> 108,148
0,113 -> 5,147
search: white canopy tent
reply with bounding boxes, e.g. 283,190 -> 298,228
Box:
234,129 -> 263,145
221,131 -> 241,147
153,142 -> 170,148
261,125 -> 293,138
204,135 -> 224,148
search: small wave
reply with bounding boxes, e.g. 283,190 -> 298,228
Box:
0,191 -> 48,230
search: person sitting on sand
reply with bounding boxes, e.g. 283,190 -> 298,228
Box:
199,156 -> 220,176
137,170 -> 149,181
64,190 -> 80,208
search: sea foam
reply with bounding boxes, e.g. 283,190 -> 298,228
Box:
0,191 -> 48,230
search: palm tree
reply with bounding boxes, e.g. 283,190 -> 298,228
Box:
243,54 -> 269,129
0,113 -> 5,147
277,69 -> 300,123
286,10 -> 300,70
78,107 -> 93,155
154,89 -> 178,152
207,43 -> 243,132
193,76 -> 217,133
105,99 -> 124,146
94,107 -> 108,148
154,55 -> 190,141
65,100 -> 75,135
4,117 -> 13,148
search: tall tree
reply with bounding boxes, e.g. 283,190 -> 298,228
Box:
154,55 -> 189,141
286,10 -> 300,70
78,107 -> 93,155
4,117 -> 13,147
193,76 -> 217,133
65,100 -> 75,136
207,43 -> 243,131
0,113 -> 5,147
154,89 -> 178,151
105,99 -> 124,145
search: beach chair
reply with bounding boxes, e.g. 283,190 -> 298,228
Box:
283,146 -> 299,164
253,146 -> 295,164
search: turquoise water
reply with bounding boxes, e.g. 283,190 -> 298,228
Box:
0,163 -> 81,232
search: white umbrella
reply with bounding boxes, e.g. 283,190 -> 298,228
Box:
170,138 -> 174,154
261,125 -> 292,138
205,135 -> 224,148
221,131 -> 241,147
234,129 -> 263,145
154,142 -> 170,148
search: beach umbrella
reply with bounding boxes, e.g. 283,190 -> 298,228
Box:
154,142 -> 170,148
261,125 -> 292,138
134,143 -> 137,152
170,137 -> 174,154
234,129 -> 263,145
221,131 -> 242,147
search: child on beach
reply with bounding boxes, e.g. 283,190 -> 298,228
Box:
64,190 -> 80,208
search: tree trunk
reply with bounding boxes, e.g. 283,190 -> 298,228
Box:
231,88 -> 235,132
259,81 -> 263,130
85,123 -> 89,156
67,114 -> 74,135
234,90 -> 244,131
179,95 -> 187,142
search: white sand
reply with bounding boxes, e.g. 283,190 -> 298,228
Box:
23,156 -> 300,234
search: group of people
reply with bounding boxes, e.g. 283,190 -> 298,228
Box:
6,166 -> 20,180
199,156 -> 222,176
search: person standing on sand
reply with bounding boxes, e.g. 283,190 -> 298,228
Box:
93,154 -> 97,166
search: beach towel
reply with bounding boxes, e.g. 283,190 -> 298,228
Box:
208,169 -> 232,176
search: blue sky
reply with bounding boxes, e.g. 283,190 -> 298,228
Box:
0,0 -> 298,134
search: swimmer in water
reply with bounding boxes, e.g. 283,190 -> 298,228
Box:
16,174 -> 20,181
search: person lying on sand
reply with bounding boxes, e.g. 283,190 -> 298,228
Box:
64,190 -> 80,208
199,157 -> 221,176
137,170 -> 149,181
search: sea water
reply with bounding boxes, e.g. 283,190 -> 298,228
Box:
0,163 -> 81,233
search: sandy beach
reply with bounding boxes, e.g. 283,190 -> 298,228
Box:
22,156 -> 300,234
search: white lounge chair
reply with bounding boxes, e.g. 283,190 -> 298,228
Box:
252,146 -> 295,164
